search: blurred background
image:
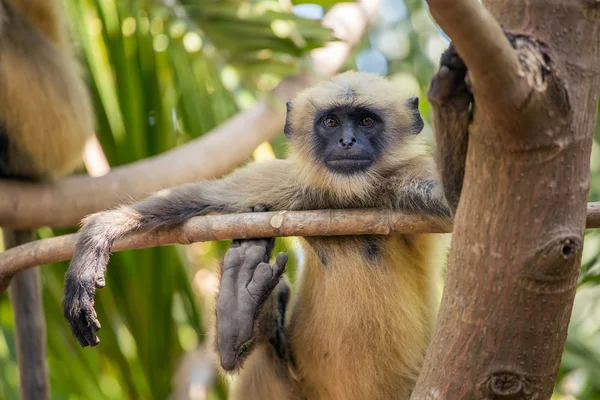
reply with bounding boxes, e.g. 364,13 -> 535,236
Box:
0,0 -> 598,398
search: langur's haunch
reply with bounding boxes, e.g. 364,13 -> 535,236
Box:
63,46 -> 472,399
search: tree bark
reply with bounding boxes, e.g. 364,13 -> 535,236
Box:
412,0 -> 600,399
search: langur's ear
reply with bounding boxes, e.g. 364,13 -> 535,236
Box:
406,97 -> 424,135
283,101 -> 293,138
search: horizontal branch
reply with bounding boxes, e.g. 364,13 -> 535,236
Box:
0,0 -> 379,230
1,203 -> 599,279
425,0 -> 529,107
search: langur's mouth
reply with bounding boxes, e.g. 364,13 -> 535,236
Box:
325,157 -> 373,173
326,153 -> 372,162
327,159 -> 371,165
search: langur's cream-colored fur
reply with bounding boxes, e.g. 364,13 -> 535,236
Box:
287,235 -> 444,399
0,0 -> 93,178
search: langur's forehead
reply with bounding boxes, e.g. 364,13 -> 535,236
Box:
291,71 -> 408,117
305,86 -> 396,111
323,78 -> 391,97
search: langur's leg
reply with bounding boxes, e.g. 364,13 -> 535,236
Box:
216,237 -> 287,370
215,207 -> 299,399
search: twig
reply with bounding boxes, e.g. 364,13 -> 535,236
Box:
1,204 -> 599,278
0,0 -> 380,230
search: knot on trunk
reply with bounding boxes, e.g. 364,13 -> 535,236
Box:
521,235 -> 582,294
486,372 -> 526,398
510,35 -> 551,94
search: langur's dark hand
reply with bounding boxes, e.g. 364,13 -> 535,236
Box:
216,239 -> 287,371
62,240 -> 108,348
428,43 -> 472,109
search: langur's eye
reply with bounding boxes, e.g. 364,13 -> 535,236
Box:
323,117 -> 338,128
360,117 -> 375,127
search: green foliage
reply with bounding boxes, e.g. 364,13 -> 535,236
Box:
0,0 -> 598,398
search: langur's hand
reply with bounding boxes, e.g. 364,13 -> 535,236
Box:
62,218 -> 109,348
62,262 -> 103,347
428,43 -> 472,109
216,238 -> 287,371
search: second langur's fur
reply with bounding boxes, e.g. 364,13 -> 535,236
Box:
0,0 -> 94,179
63,60 -> 471,398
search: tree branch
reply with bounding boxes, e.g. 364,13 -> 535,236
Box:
425,0 -> 530,108
1,204 -> 599,280
0,0 -> 380,230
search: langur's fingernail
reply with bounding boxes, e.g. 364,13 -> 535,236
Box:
96,277 -> 106,288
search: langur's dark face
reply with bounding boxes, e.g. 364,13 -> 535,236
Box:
313,106 -> 387,174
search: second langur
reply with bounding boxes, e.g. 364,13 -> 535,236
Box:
62,45 -> 471,399
1,1 -> 94,399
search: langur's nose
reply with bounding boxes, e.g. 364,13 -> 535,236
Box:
338,137 -> 356,148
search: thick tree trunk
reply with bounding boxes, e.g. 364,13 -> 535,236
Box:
412,0 -> 600,398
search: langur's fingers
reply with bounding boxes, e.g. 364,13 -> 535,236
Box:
219,350 -> 238,372
273,252 -> 288,278
87,332 -> 100,347
83,314 -> 101,347
85,309 -> 101,332
95,274 -> 106,289
76,313 -> 99,347
246,263 -> 276,300
216,324 -> 242,371
237,238 -> 273,257
69,319 -> 89,348
222,247 -> 243,272
437,66 -> 459,96
238,246 -> 267,284
447,50 -> 466,71
438,65 -> 450,78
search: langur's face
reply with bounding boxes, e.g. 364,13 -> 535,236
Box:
284,71 -> 425,177
313,105 -> 387,175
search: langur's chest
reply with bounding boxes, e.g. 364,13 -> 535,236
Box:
302,235 -> 394,268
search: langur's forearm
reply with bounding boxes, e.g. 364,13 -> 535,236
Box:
433,106 -> 470,214
429,44 -> 472,215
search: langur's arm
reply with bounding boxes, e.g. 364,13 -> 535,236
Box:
63,159 -> 295,347
428,43 -> 472,215
394,43 -> 472,218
